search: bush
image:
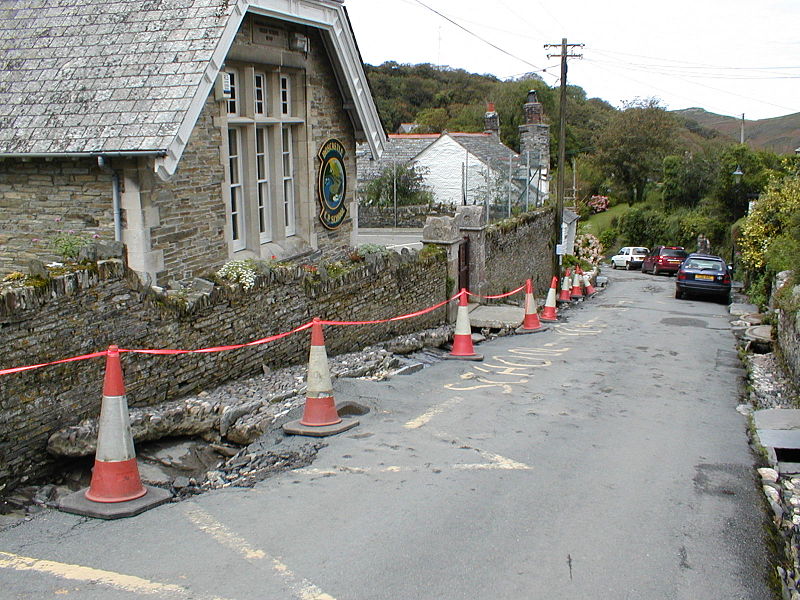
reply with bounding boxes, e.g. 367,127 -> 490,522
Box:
598,228 -> 619,253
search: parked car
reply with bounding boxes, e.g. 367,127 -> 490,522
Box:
675,253 -> 731,303
641,246 -> 688,275
610,247 -> 649,270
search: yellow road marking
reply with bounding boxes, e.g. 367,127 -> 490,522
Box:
185,506 -> 335,600
0,551 -> 228,599
404,396 -> 464,429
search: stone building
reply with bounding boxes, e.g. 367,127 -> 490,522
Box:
0,0 -> 385,285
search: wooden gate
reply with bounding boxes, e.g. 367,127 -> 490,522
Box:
458,236 -> 470,293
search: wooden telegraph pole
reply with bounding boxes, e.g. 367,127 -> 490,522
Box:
545,38 -> 583,279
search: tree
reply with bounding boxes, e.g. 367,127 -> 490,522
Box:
360,163 -> 433,208
661,150 -> 718,210
594,98 -> 678,204
414,107 -> 449,133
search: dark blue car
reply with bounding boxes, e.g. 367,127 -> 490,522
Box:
675,253 -> 731,303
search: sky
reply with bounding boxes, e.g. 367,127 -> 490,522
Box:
344,0 -> 800,121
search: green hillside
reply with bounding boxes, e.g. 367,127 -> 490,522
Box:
674,108 -> 800,154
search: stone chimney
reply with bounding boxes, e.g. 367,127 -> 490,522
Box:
519,90 -> 549,169
483,102 -> 499,135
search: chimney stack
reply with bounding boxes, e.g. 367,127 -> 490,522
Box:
523,90 -> 544,125
519,90 -> 549,170
484,102 -> 499,134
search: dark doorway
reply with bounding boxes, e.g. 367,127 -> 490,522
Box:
458,236 -> 470,293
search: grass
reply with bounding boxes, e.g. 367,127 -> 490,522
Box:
582,203 -> 630,236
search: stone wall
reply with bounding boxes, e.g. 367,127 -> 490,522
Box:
0,250 -> 447,492
358,204 -> 453,229
484,207 -> 555,301
306,27 -> 357,255
0,157 -> 117,274
143,96 -> 229,286
775,275 -> 800,384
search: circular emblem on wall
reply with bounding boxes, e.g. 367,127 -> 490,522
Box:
317,138 -> 347,230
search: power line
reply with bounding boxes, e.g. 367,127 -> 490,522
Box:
580,59 -> 799,116
409,0 -> 556,80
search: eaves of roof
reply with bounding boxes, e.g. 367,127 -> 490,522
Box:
0,0 -> 385,180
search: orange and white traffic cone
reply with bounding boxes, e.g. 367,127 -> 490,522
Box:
570,269 -> 583,299
284,319 -> 359,436
558,269 -> 572,303
540,276 -> 559,322
516,279 -> 547,334
583,272 -> 597,296
58,346 -> 171,519
446,289 -> 483,360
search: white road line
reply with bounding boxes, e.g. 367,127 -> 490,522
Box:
404,395 -> 464,429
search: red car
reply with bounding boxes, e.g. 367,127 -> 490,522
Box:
641,246 -> 688,276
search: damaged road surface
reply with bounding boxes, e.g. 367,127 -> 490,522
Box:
0,269 -> 773,599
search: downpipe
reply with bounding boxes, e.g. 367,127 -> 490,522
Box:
97,155 -> 122,242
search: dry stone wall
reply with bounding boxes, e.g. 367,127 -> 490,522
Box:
0,250 -> 446,492
775,276 -> 800,384
484,207 -> 555,301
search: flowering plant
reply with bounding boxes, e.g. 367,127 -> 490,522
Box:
216,259 -> 259,290
574,233 -> 603,266
587,195 -> 609,214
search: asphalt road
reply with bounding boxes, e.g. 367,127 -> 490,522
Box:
0,267 -> 773,599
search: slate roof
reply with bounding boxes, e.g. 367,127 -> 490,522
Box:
356,134 -> 438,180
449,132 -> 518,169
0,0 -> 234,156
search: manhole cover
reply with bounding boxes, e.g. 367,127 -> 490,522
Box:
661,317 -> 708,328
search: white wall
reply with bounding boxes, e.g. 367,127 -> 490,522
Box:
411,136 -> 489,207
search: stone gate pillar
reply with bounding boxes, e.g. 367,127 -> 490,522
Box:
421,215 -> 461,322
455,205 -> 487,300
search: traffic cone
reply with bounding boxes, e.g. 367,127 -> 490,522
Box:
583,272 -> 597,296
446,289 -> 483,360
283,319 -> 359,436
540,276 -> 559,322
58,346 -> 171,519
516,279 -> 547,334
570,269 -> 583,299
558,269 -> 572,303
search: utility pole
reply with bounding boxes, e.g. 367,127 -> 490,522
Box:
740,113 -> 745,144
545,38 -> 583,278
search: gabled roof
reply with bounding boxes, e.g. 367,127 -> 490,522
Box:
0,0 -> 384,178
447,132 -> 518,169
356,134 -> 438,180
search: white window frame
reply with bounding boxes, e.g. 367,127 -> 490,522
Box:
280,75 -> 291,116
281,125 -> 295,237
254,71 -> 267,116
227,127 -> 246,251
225,69 -> 239,116
256,127 -> 272,243
223,65 -> 302,254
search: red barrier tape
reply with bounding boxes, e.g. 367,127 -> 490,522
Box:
0,351 -> 107,376
0,285 -> 479,376
320,292 -> 456,326
121,322 -> 313,356
465,284 -> 525,300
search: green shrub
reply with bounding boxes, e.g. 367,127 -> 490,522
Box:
598,228 -> 619,253
51,232 -> 91,260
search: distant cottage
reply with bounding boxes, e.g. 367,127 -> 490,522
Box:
0,0 -> 385,285
357,93 -> 551,212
